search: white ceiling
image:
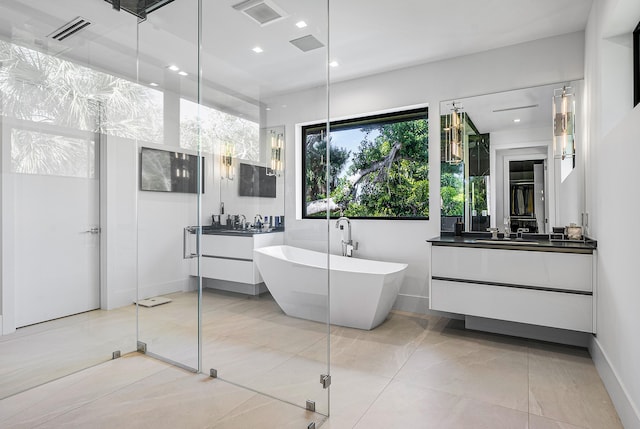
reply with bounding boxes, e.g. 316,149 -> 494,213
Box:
0,0 -> 593,112
442,81 -> 583,136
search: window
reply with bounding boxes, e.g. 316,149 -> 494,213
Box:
302,107 -> 429,219
0,39 -> 163,144
180,98 -> 259,160
11,129 -> 96,179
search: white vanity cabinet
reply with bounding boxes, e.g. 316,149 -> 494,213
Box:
429,242 -> 595,333
190,232 -> 283,295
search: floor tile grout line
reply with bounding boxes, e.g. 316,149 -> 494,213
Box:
350,374 -> 395,428
0,308 -> 135,344
23,353 -> 174,428
206,377 -> 326,426
350,324 -> 431,428
388,327 -> 533,416
0,349 -> 136,403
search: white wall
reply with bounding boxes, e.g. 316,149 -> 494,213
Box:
102,135 -> 202,308
101,135 -> 137,309
265,31 -> 585,314
585,0 -> 640,427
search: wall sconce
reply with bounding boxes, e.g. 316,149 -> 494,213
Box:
443,102 -> 464,164
266,127 -> 284,177
221,143 -> 234,180
553,86 -> 575,160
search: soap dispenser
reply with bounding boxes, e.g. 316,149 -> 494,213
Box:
454,217 -> 464,236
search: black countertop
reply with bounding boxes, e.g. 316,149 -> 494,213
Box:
428,232 -> 597,254
194,226 -> 284,237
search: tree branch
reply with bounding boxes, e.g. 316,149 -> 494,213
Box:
348,141 -> 402,196
306,198 -> 338,215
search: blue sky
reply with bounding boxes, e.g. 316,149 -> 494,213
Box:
329,127 -> 380,178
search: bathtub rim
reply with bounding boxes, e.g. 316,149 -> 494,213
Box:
254,244 -> 408,275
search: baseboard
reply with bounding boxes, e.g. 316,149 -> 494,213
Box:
590,337 -> 640,429
203,278 -> 267,296
465,316 -> 591,347
138,278 -> 192,301
105,288 -> 137,310
392,294 -> 429,314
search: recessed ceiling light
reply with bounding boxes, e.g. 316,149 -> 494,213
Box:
265,107 -> 271,111
149,82 -> 159,87
178,71 -> 188,76
296,20 -> 307,28
329,60 -> 339,68
513,118 -> 521,123
252,46 -> 264,53
167,65 -> 180,71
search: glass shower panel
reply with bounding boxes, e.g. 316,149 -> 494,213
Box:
135,0 -> 201,371
0,0 -> 138,398
199,0 -> 330,419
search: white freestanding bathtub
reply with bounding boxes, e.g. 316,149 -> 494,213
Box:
254,245 -> 408,330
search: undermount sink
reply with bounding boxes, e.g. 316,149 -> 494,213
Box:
473,239 -> 540,245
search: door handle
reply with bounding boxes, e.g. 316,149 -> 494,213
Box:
183,226 -> 198,259
83,227 -> 101,234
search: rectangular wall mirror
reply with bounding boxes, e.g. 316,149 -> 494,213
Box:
440,80 -> 585,234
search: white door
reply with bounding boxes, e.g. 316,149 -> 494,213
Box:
11,129 -> 100,328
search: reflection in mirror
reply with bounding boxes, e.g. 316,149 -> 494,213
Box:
440,80 -> 585,234
218,124 -> 285,225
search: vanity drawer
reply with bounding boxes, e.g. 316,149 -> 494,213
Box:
431,246 -> 592,292
431,279 -> 593,332
196,258 -> 260,284
200,235 -> 254,259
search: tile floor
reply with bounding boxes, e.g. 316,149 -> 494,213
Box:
0,290 -> 623,428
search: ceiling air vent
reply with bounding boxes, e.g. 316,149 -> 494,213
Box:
47,17 -> 91,42
289,35 -> 324,52
233,0 -> 287,26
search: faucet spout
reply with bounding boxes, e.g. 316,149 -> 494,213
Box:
335,216 -> 351,240
254,214 -> 263,229
336,216 -> 356,256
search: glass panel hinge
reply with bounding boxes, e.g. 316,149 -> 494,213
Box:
306,400 -> 315,412
320,374 -> 331,389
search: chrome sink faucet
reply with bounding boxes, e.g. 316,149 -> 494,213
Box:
336,216 -> 358,257
254,214 -> 263,229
